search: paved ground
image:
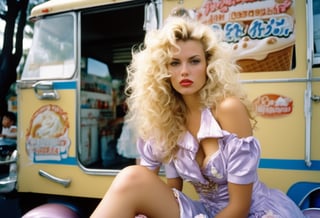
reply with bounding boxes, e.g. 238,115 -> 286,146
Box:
0,195 -> 21,218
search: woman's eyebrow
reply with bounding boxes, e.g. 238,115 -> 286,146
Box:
188,55 -> 201,59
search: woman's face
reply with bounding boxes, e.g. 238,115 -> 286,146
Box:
168,40 -> 207,97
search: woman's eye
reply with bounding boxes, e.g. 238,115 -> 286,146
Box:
170,61 -> 179,66
191,59 -> 200,64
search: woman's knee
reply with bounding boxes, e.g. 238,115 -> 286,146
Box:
111,165 -> 157,192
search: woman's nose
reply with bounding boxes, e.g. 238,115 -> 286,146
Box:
180,63 -> 189,76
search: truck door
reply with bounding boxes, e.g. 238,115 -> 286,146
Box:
16,13 -> 77,192
16,0 -> 162,199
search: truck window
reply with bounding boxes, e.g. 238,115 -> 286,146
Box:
22,13 -> 76,80
314,0 -> 320,65
87,58 -> 110,78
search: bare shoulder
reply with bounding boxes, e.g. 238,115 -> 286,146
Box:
214,97 -> 252,137
216,97 -> 247,114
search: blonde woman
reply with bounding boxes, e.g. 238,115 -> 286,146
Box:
91,15 -> 304,218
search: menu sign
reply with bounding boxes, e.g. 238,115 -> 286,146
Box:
196,0 -> 295,72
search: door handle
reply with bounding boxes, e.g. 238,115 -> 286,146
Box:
311,95 -> 320,102
38,169 -> 71,187
33,81 -> 60,100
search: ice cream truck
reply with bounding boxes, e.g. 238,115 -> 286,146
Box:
0,0 -> 319,217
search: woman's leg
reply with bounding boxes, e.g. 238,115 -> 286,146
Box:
90,165 -> 180,218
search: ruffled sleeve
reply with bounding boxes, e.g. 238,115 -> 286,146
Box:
221,133 -> 261,184
164,161 -> 180,178
137,138 -> 162,171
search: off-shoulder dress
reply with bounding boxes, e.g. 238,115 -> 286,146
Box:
138,108 -> 305,218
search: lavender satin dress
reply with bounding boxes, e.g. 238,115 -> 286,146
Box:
138,108 -> 305,218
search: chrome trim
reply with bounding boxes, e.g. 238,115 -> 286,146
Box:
33,81 -> 60,100
38,170 -> 71,187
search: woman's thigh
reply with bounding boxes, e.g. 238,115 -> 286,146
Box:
92,165 -> 180,218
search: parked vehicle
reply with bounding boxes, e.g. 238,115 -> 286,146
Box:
0,0 -> 319,217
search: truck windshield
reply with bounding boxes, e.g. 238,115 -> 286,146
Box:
22,13 -> 76,80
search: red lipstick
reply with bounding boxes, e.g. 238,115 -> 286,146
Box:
180,79 -> 193,86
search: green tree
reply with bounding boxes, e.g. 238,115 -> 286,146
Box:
0,0 -> 48,119
0,0 -> 29,118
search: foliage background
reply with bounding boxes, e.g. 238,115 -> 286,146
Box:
0,0 -> 47,122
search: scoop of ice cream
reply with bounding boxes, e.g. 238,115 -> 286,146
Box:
30,109 -> 67,138
231,34 -> 295,61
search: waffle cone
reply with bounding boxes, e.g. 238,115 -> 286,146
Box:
236,46 -> 293,72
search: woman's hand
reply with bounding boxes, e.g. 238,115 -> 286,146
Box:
215,182 -> 253,218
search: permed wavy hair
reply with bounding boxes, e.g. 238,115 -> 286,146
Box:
125,15 -> 255,162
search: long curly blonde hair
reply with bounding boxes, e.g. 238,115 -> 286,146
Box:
125,16 -> 254,162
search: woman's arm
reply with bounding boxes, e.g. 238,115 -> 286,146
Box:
147,166 -> 183,190
216,182 -> 253,218
214,97 -> 254,217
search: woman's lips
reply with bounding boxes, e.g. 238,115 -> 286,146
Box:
180,79 -> 193,86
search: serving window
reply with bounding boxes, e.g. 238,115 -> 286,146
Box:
313,0 -> 320,66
